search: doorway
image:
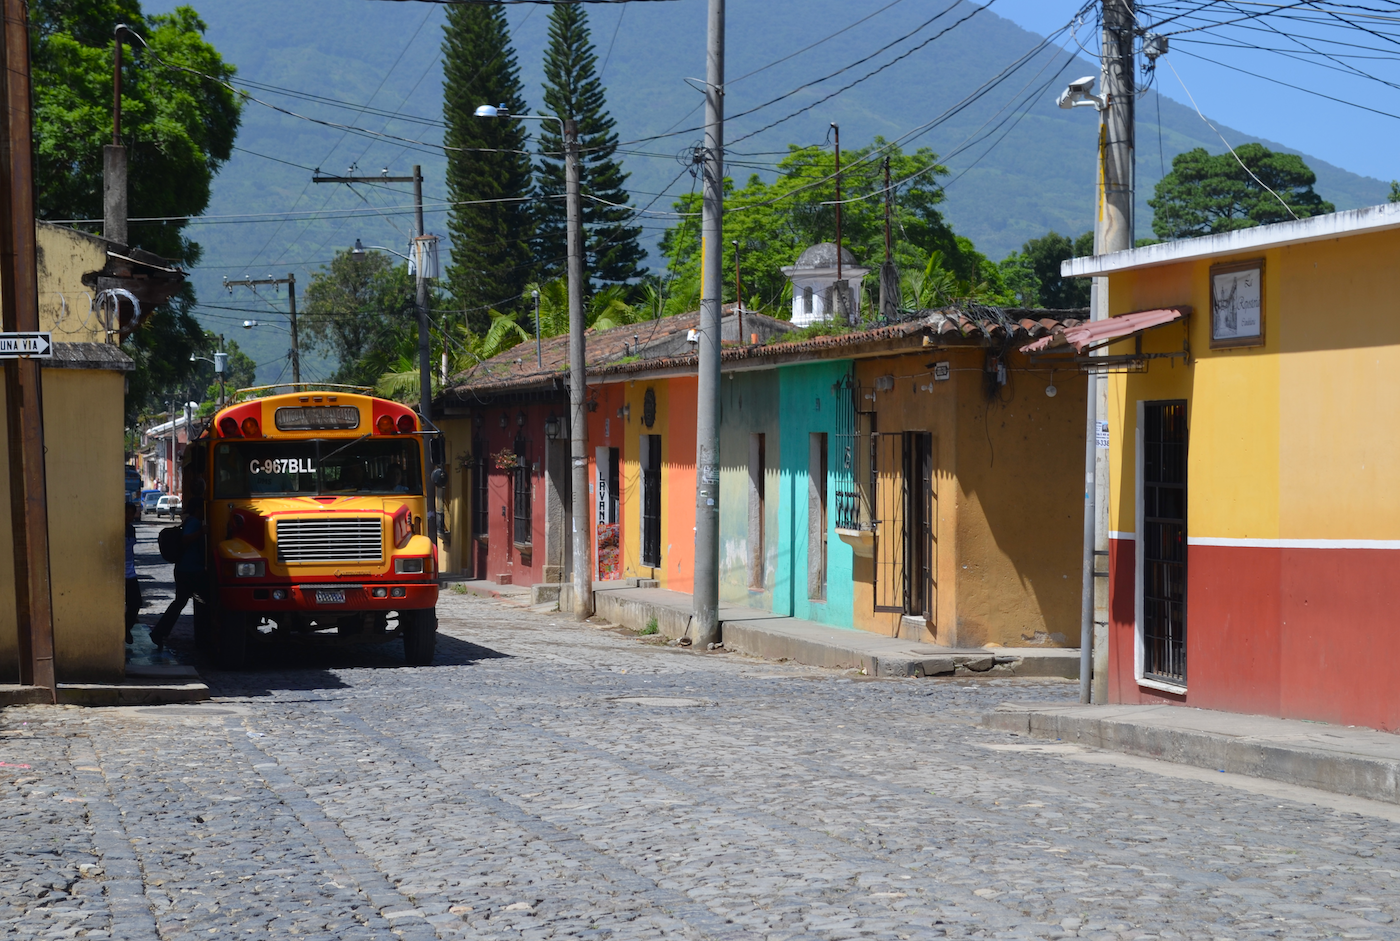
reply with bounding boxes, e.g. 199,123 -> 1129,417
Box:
904,432 -> 935,623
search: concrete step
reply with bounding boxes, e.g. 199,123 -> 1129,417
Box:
983,702 -> 1400,805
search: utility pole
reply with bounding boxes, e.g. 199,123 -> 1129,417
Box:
831,122 -> 846,323
1075,0 -> 1135,704
879,155 -> 898,320
692,0 -> 724,649
313,166 -> 439,537
223,275 -> 299,383
732,240 -> 743,344
564,119 -> 592,620
1,0 -> 56,699
104,24 -> 130,245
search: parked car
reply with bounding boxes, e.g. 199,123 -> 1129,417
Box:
140,490 -> 163,516
155,495 -> 182,518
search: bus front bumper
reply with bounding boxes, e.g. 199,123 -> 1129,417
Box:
219,582 -> 439,613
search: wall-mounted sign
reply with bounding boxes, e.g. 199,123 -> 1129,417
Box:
1210,260 -> 1264,349
933,362 -> 950,381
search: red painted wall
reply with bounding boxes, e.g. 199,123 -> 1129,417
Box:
1108,537 -> 1400,731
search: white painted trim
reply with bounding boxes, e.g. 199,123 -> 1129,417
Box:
1133,405 -> 1146,689
1137,676 -> 1188,696
1062,201 -> 1400,278
1109,530 -> 1135,541
1188,536 -> 1400,550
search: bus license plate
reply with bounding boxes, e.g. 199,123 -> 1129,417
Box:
315,589 -> 346,604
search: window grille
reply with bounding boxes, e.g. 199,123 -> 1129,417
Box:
641,435 -> 662,567
1143,402 -> 1187,684
512,436 -> 532,546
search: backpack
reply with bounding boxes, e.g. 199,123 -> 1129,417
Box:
157,525 -> 183,564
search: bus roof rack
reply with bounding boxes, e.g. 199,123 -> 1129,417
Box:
230,382 -> 375,402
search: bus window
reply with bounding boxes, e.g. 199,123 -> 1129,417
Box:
212,439 -> 421,498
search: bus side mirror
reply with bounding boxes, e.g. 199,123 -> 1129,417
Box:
429,437 -> 444,467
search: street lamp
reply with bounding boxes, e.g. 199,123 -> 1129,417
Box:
190,351 -> 228,405
351,233 -> 443,538
476,102 -> 591,619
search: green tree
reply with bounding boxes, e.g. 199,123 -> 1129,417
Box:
535,3 -> 644,287
1388,180 -> 1400,204
301,250 -> 418,387
997,231 -> 1093,308
32,1 -> 241,267
31,1 -> 242,426
657,140 -> 1005,318
442,5 -> 535,334
1149,144 -> 1334,241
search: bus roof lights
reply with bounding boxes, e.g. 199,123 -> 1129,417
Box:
218,417 -> 241,438
377,414 -> 397,435
396,414 -> 416,435
240,416 -> 262,438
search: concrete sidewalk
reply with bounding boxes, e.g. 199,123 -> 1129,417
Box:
984,701 -> 1400,806
458,577 -> 1078,679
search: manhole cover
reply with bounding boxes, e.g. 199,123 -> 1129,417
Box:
609,696 -> 704,707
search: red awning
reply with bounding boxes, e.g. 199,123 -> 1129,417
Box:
1020,307 -> 1186,354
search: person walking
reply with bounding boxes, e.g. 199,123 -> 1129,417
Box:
124,502 -> 141,644
150,493 -> 205,649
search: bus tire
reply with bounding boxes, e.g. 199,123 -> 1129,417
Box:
193,599 -> 214,652
216,609 -> 249,670
403,609 -> 437,666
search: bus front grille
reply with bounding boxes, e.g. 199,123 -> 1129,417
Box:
276,517 -> 384,563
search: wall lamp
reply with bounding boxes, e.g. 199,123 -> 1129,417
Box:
544,414 -> 561,439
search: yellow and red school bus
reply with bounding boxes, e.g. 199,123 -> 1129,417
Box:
181,388 -> 439,667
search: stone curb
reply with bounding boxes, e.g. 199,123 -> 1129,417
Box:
982,704 -> 1400,806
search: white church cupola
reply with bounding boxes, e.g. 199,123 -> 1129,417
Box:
780,242 -> 869,327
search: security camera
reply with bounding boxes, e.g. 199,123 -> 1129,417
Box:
1057,76 -> 1106,111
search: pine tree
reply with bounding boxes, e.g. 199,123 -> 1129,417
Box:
536,3 -> 645,288
441,5 -> 535,334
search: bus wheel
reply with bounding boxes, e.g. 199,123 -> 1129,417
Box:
403,609 -> 437,666
193,599 -> 215,652
216,609 -> 249,670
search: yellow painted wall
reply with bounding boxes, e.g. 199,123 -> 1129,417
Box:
0,367 -> 127,682
1101,228 -> 1400,543
436,415 -> 474,575
37,223 -> 111,343
850,348 -> 1085,649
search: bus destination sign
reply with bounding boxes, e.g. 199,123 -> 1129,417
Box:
274,405 -> 361,431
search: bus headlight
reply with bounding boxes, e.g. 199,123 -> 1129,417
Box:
394,558 -> 425,574
235,560 -> 265,578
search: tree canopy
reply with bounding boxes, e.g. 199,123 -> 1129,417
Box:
657,140 -> 1004,318
441,5 -> 535,335
1148,144 -> 1334,241
535,3 -> 644,288
998,231 -> 1094,309
301,249 -> 419,388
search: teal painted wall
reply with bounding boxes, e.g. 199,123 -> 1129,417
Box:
775,360 -> 856,628
717,369 -> 781,610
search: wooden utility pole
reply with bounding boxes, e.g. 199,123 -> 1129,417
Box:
1,0 -> 56,698
223,275 -> 299,383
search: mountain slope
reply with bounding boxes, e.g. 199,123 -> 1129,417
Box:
141,0 -> 1389,382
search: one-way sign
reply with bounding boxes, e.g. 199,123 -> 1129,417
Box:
0,332 -> 52,359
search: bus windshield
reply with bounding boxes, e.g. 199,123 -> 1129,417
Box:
213,439 -> 423,498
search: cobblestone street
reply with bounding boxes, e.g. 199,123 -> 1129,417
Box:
5,577 -> 1400,940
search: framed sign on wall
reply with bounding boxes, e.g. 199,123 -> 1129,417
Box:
1210,259 -> 1264,349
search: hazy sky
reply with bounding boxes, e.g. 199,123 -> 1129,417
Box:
993,0 -> 1397,183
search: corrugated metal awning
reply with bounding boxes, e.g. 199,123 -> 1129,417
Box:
1020,307 -> 1186,354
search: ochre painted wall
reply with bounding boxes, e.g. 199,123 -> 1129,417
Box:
1104,226 -> 1400,730
0,367 -> 127,682
620,376 -> 697,591
37,223 -> 110,342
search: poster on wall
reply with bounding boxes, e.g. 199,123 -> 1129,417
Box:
1210,260 -> 1264,349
